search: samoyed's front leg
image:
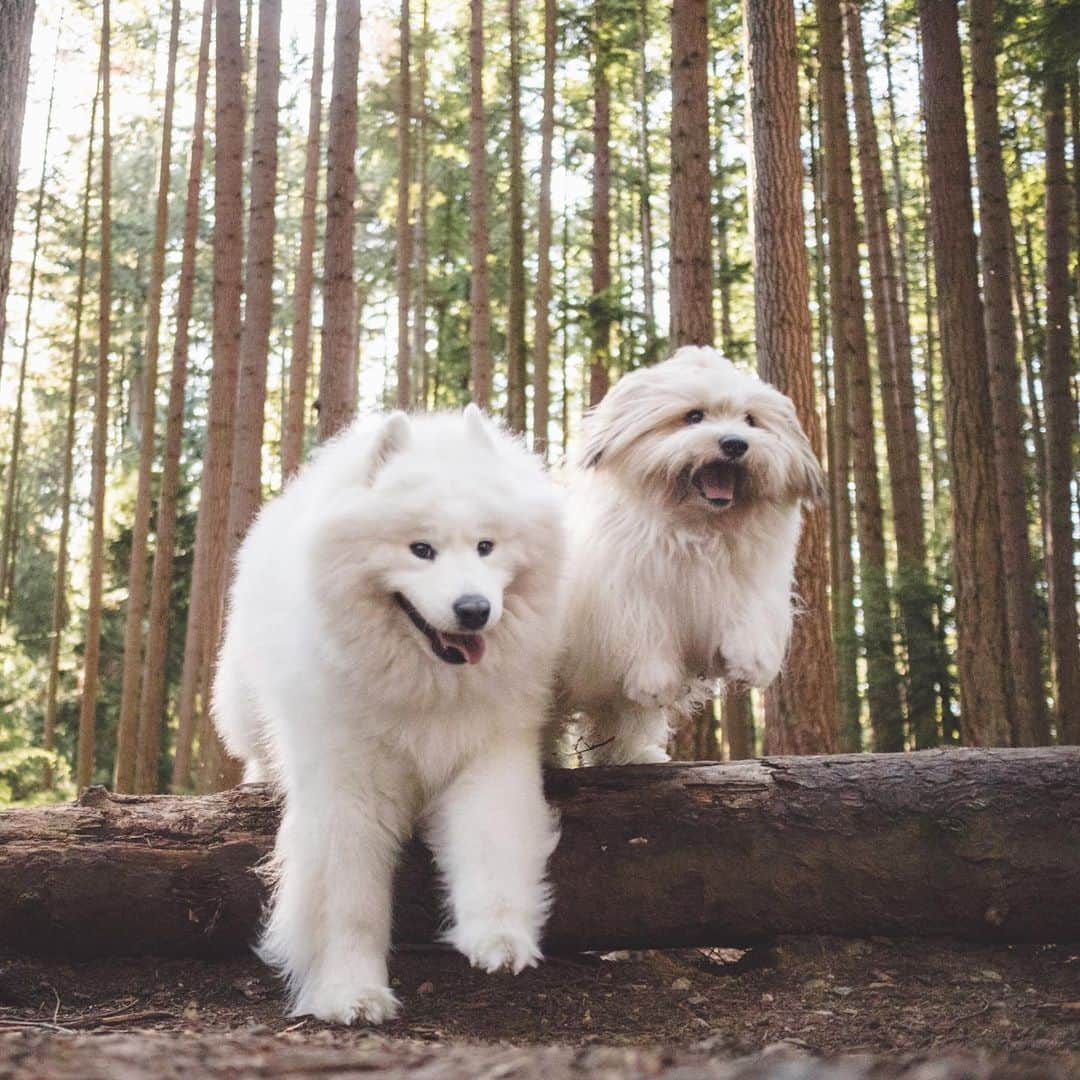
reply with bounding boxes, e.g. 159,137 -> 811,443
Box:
261,794 -> 405,1025
427,734 -> 559,975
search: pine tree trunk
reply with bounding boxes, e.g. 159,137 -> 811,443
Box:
0,0 -> 35,390
43,82 -> 98,791
395,0 -> 412,409
113,0 -> 182,793
413,0 -> 429,409
504,0 -> 527,433
589,17 -> 611,408
917,0 -> 1012,746
76,0 -> 112,791
318,0 -> 361,440
744,0 -> 838,755
1042,73 -> 1080,745
172,0 -> 247,791
818,0 -> 902,751
844,0 -> 938,749
281,0 -> 326,479
721,685 -> 754,761
532,0 -> 555,456
468,0 -> 492,409
968,0 -> 1048,747
669,0 -> 713,348
638,0 -> 657,356
137,0 -> 214,796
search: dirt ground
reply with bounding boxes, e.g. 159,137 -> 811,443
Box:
1,937 -> 1077,1077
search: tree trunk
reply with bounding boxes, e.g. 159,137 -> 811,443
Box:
281,0 -> 326,479
744,0 -> 838,755
172,0 -> 247,791
844,0 -> 939,750
468,0 -> 492,410
589,14 -> 611,407
76,0 -> 112,791
669,0 -> 713,348
818,0 -> 902,752
4,749 -> 1079,956
638,0 -> 657,356
503,0 -> 527,434
318,0 -> 361,440
721,685 -> 754,760
43,80 -> 98,791
968,0 -> 1048,748
413,0 -> 429,409
917,0 -> 1012,746
395,0 -> 412,409
0,0 -> 35,390
113,0 -> 182,793
136,0 -> 214,795
1042,73 -> 1080,745
532,0 -> 555,456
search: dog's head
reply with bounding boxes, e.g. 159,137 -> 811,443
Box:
310,405 -> 564,670
579,346 -> 826,519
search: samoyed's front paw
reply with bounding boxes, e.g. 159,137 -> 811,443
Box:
292,981 -> 400,1026
451,921 -> 542,975
624,657 -> 684,708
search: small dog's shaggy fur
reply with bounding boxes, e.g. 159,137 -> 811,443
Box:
558,346 -> 827,765
213,406 -> 565,1024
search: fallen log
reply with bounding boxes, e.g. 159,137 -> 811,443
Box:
0,747 -> 1077,957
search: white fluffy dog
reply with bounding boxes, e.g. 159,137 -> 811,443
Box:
213,406 -> 564,1025
558,346 -> 826,765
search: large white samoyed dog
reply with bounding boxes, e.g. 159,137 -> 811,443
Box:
213,405 -> 565,1025
558,346 -> 827,765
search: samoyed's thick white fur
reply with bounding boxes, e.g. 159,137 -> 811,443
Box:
558,346 -> 827,766
213,405 -> 565,1025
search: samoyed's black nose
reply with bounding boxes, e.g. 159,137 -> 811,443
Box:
453,594 -> 491,630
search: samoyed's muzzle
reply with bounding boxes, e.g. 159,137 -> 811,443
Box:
394,592 -> 487,665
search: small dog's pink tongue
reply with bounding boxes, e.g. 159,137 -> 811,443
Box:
438,631 -> 486,664
699,462 -> 736,501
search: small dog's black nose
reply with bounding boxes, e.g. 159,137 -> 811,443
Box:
453,594 -> 491,630
720,436 -> 749,459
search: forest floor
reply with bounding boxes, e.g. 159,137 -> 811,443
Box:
0,937 -> 1077,1078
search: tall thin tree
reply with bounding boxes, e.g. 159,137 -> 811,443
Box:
969,0 -> 1048,746
744,0 -> 838,754
76,0 -> 112,791
395,0 -> 412,408
505,0 -> 527,433
138,0 -> 214,795
468,0 -> 492,408
589,6 -> 612,407
282,0 -> 327,479
917,0 -> 1012,745
318,0 -> 362,440
113,0 -> 183,792
413,0 -> 429,407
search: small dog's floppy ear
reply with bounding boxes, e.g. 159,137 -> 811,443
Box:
463,402 -> 496,450
785,413 -> 828,506
578,404 -> 612,469
365,410 -> 411,482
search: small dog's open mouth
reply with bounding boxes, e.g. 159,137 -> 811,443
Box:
394,593 -> 486,665
692,461 -> 742,508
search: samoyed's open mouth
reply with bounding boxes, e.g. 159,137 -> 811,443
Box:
394,593 -> 486,665
692,460 -> 742,509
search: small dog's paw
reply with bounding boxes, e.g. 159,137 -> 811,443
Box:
293,982 -> 400,1026
452,922 -> 542,975
624,658 -> 684,708
621,743 -> 671,765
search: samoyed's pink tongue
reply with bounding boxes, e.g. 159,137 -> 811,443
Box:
438,631 -> 486,665
698,461 -> 737,501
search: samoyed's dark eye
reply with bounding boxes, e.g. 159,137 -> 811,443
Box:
477,540 -> 495,557
685,409 -> 705,425
745,413 -> 757,427
410,542 -> 436,560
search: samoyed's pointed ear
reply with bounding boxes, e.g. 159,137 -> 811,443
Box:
463,402 -> 496,450
365,411 -> 411,482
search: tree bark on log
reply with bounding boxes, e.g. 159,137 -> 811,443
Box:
1,748 -> 1077,958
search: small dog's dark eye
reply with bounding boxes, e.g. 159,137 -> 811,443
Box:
745,413 -> 756,428
477,540 -> 494,557
685,409 -> 705,425
410,542 -> 436,560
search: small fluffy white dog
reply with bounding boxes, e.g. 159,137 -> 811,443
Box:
558,346 -> 826,765
213,406 -> 564,1025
